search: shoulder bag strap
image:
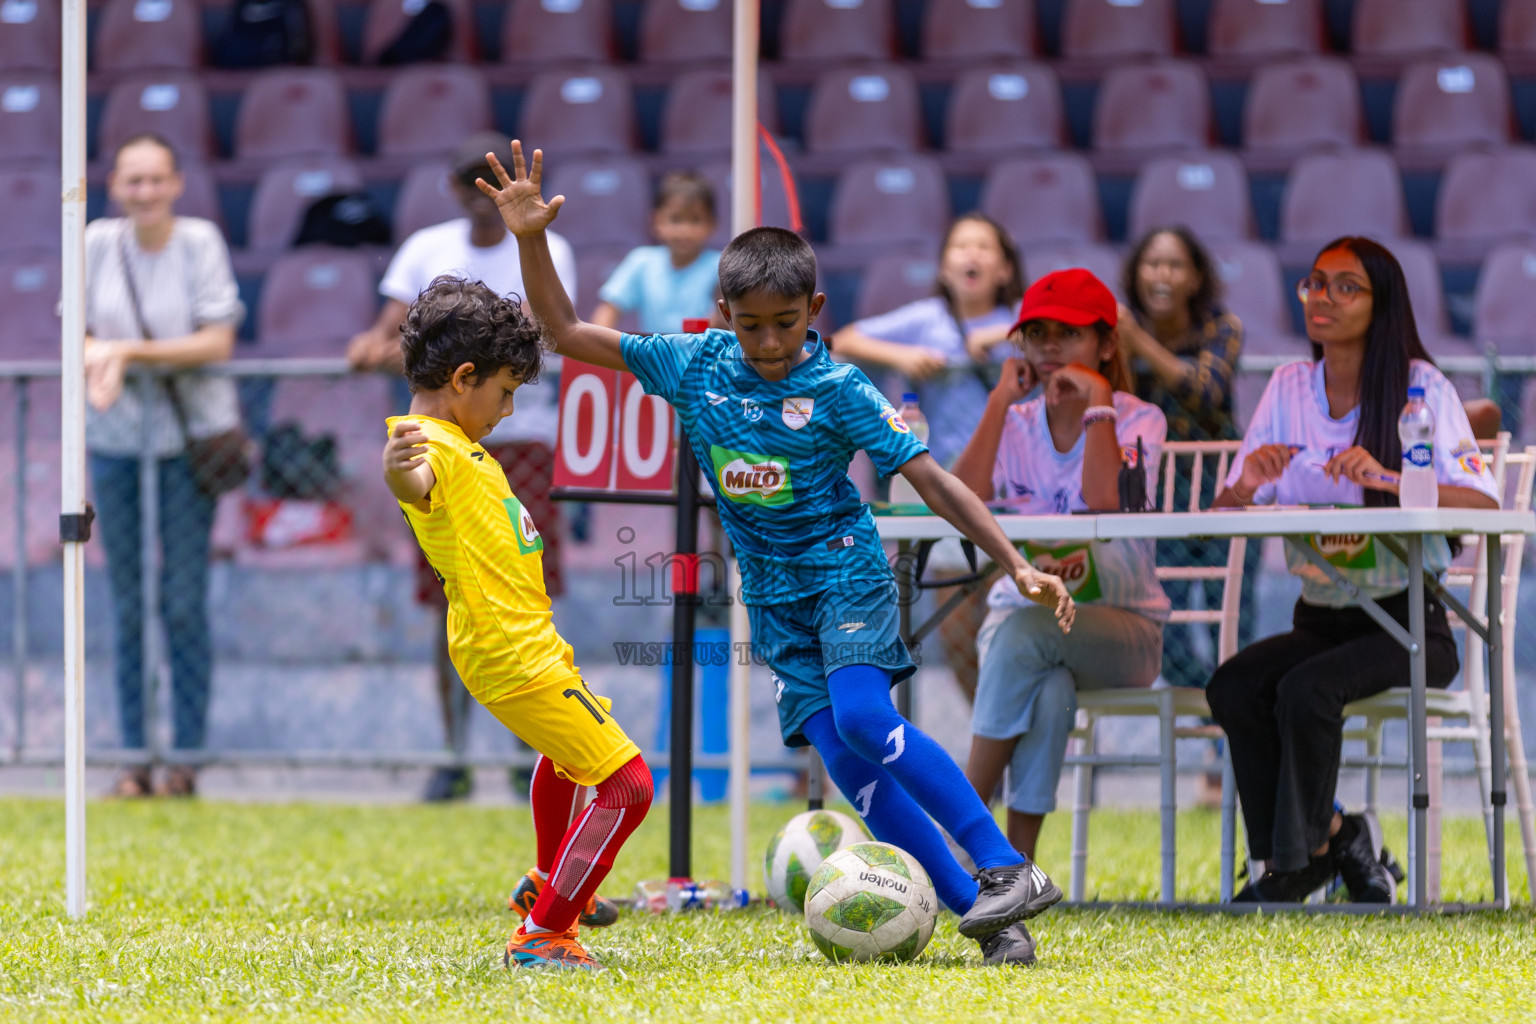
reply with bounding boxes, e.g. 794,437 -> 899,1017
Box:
118,223 -> 196,437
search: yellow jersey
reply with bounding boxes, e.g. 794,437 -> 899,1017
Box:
387,415 -> 575,699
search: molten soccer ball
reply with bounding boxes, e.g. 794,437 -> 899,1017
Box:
803,842 -> 938,963
763,809 -> 869,914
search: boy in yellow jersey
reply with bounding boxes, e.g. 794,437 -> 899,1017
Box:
382,275 -> 652,971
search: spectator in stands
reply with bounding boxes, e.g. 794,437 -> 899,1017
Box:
347,131 -> 578,803
590,170 -> 721,333
84,134 -> 244,798
1208,237 -> 1499,903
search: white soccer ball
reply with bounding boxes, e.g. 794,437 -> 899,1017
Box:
803,841 -> 938,963
763,809 -> 870,914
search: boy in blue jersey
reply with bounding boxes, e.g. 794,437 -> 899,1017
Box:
479,143 -> 1076,965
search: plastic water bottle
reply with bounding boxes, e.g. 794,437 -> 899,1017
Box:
1398,386 -> 1439,509
887,394 -> 929,507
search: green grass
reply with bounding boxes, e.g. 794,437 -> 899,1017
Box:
1,798 -> 1533,1023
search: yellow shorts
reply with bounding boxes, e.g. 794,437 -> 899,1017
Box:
481,667 -> 640,787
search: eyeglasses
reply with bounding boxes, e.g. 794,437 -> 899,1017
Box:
1297,276 -> 1372,304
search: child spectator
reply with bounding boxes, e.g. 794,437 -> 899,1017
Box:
591,170 -> 721,334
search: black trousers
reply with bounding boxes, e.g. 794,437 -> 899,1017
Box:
1206,590 -> 1459,872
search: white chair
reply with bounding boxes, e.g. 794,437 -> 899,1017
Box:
1065,440 -> 1246,904
1341,434 -> 1536,903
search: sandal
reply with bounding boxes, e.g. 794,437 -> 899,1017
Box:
157,765 -> 198,798
110,767 -> 153,798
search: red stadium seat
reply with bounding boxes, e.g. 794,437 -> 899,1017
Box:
1061,0 -> 1177,59
697,151 -> 797,248
0,74 -> 58,163
780,0 -> 896,63
377,65 -> 492,159
1128,151 -> 1253,243
362,0 -> 478,63
1391,238 -> 1452,345
1351,0 -> 1466,57
1208,0 -> 1323,58
105,157 -> 224,229
828,155 -> 950,251
234,69 -> 351,161
1474,242 -> 1536,350
803,64 -> 923,155
921,0 -> 1034,62
1023,243 -> 1123,298
660,69 -> 777,156
576,249 -> 638,327
520,67 -> 636,157
254,248 -> 379,357
97,73 -> 214,163
502,0 -> 613,66
944,63 -> 1063,154
302,0 -> 344,64
1435,147 -> 1536,261
855,254 -> 939,319
0,255 -> 58,358
639,0 -> 731,62
1207,241 -> 1294,348
0,0 -> 60,72
393,162 -> 462,242
1092,60 -> 1210,156
1392,55 -> 1512,160
1279,149 -> 1408,245
980,153 -> 1101,247
93,0 -> 201,73
1243,57 -> 1362,162
1502,0 -> 1536,55
0,164 -> 59,252
247,158 -> 366,251
543,156 -> 651,248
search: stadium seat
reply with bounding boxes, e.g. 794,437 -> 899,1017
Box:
362,0 -> 478,63
0,255 -> 58,358
234,69 -> 351,162
1391,238 -> 1453,347
639,0 -> 731,62
0,0 -> 60,72
1127,151 -> 1254,243
1207,0 -> 1323,59
376,65 -> 493,159
660,69 -> 778,156
1435,147 -> 1536,262
803,64 -> 923,155
0,73 -> 58,163
542,157 -> 651,248
97,73 -> 213,163
1501,0 -> 1536,56
0,165 -> 57,252
1279,149 -> 1408,246
1474,242 -> 1536,350
698,151 -> 798,248
254,249 -> 379,357
1092,60 -> 1210,156
1060,0 -> 1177,60
1351,0 -> 1466,58
1023,243 -> 1124,298
943,63 -> 1063,154
1392,55 -> 1512,162
576,249 -> 637,327
854,254 -> 939,319
779,0 -> 896,62
247,158 -> 367,252
1206,241 -> 1294,348
827,155 -> 950,252
519,67 -> 636,157
302,0 -> 344,64
920,0 -> 1034,63
1242,57 -> 1362,163
92,0 -> 202,73
502,0 -> 613,65
105,157 -> 224,229
980,153 -> 1101,247
393,162 -> 461,242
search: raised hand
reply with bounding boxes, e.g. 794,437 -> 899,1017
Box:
1015,564 -> 1075,634
475,140 -> 565,238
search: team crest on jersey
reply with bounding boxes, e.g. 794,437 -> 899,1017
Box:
503,496 -> 544,555
710,445 -> 794,506
880,407 -> 910,434
1120,444 -> 1140,467
742,399 -> 764,423
782,396 -> 815,430
1450,438 -> 1488,476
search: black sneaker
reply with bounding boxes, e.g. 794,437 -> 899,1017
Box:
423,766 -> 473,803
1333,812 -> 1396,904
1231,851 -> 1335,903
957,861 -> 1062,938
978,921 -> 1037,965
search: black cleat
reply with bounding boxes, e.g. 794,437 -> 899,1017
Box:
978,921 -> 1037,965
1333,812 -> 1396,904
1231,851 -> 1336,903
958,861 -> 1062,938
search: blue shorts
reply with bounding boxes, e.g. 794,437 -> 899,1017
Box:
748,580 -> 917,748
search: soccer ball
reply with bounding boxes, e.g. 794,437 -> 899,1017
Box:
763,809 -> 869,914
803,842 -> 938,963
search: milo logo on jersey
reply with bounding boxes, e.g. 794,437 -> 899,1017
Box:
710,445 -> 794,507
1309,532 -> 1375,569
502,496 -> 544,555
1021,540 -> 1102,602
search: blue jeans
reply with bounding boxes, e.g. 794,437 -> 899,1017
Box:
90,453 -> 216,751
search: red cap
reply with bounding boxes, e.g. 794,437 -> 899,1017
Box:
1012,268 -> 1118,334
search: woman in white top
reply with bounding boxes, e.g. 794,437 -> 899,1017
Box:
1208,237 -> 1499,903
952,269 -> 1171,861
84,134 -> 244,797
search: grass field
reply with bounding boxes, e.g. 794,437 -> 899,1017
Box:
1,798 -> 1532,1023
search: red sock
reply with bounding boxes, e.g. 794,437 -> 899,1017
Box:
530,755 -> 586,875
528,755 -> 653,933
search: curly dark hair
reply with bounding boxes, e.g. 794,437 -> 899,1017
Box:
399,276 -> 545,393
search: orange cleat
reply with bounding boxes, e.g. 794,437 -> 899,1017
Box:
507,868 -> 621,927
504,925 -> 602,971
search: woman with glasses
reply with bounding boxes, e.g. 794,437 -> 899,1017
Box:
1206,237 -> 1499,903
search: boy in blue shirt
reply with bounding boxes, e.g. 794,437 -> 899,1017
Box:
591,170 -> 721,334
481,143 -> 1075,965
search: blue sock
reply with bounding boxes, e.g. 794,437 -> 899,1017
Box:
826,664 -> 1025,873
802,709 -> 978,914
